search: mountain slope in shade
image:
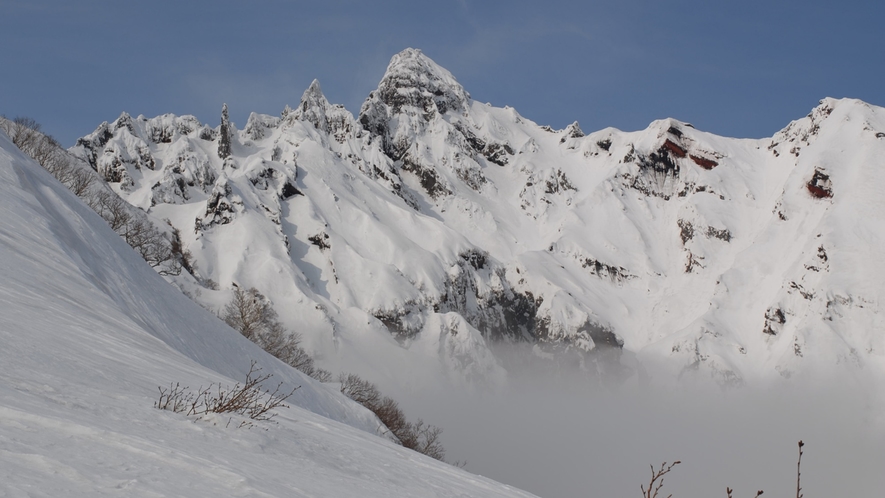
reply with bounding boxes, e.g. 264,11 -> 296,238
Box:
70,48 -> 885,389
0,132 -> 537,497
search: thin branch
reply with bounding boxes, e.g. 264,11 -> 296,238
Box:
796,440 -> 804,498
641,461 -> 680,498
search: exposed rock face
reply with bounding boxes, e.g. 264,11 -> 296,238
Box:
357,49 -> 512,203
218,103 -> 233,159
807,168 -> 833,198
199,177 -> 239,230
622,142 -> 686,199
560,122 -> 585,141
286,80 -> 356,144
690,154 -> 718,169
763,307 -> 786,336
359,49 -> 470,158
436,251 -> 540,343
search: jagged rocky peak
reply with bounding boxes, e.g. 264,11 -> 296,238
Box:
289,79 -> 332,131
284,79 -> 356,143
359,49 -> 471,147
244,112 -> 281,141
560,121 -> 584,142
374,48 -> 469,116
769,98 -> 844,157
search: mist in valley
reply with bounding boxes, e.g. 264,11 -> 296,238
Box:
383,351 -> 885,498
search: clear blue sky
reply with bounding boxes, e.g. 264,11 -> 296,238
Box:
2,0 -> 882,147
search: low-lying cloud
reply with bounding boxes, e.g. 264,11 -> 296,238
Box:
387,362 -> 885,498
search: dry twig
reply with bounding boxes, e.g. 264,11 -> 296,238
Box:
641,461 -> 681,498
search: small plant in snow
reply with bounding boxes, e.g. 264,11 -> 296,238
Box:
155,361 -> 297,427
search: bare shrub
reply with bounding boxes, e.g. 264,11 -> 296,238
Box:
373,396 -> 409,436
4,115 -> 181,275
87,190 -> 132,231
3,116 -> 45,154
309,367 -> 333,383
401,419 -> 446,461
155,361 -> 297,426
223,286 -> 330,382
123,217 -> 177,273
168,226 -> 195,275
223,286 -> 272,341
65,167 -> 97,197
2,116 -> 69,176
337,371 -> 446,461
338,373 -> 382,407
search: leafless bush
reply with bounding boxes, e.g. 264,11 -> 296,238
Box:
155,361 -> 297,425
87,190 -> 132,231
309,367 -> 333,383
223,286 -> 330,382
2,116 -> 70,177
4,115 -> 181,275
123,217 -> 177,272
339,372 -> 382,407
373,395 -> 409,436
401,419 -> 445,461
337,371 -> 446,461
65,167 -> 97,197
2,116 -> 47,155
168,226 -> 195,275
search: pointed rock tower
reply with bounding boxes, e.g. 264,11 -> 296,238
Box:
218,103 -> 233,159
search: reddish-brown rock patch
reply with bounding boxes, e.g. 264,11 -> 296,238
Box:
806,169 -> 833,198
662,139 -> 687,158
690,154 -> 718,170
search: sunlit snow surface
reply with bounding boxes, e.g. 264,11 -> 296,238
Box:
70,50 -> 885,390
0,133 -> 536,497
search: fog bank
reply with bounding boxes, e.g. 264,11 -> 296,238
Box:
388,369 -> 884,497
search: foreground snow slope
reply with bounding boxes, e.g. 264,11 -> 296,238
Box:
0,133 -> 536,497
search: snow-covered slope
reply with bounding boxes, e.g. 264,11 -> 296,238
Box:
0,132 -> 537,497
70,48 -> 885,388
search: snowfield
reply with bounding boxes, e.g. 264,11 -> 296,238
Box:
0,132 -> 537,497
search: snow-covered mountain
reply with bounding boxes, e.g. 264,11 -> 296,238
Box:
0,128 -> 539,496
70,48 -> 885,389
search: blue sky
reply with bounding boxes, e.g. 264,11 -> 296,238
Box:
2,0 -> 882,146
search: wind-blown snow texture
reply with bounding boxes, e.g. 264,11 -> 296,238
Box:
0,132 -> 537,497
71,48 -> 885,389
